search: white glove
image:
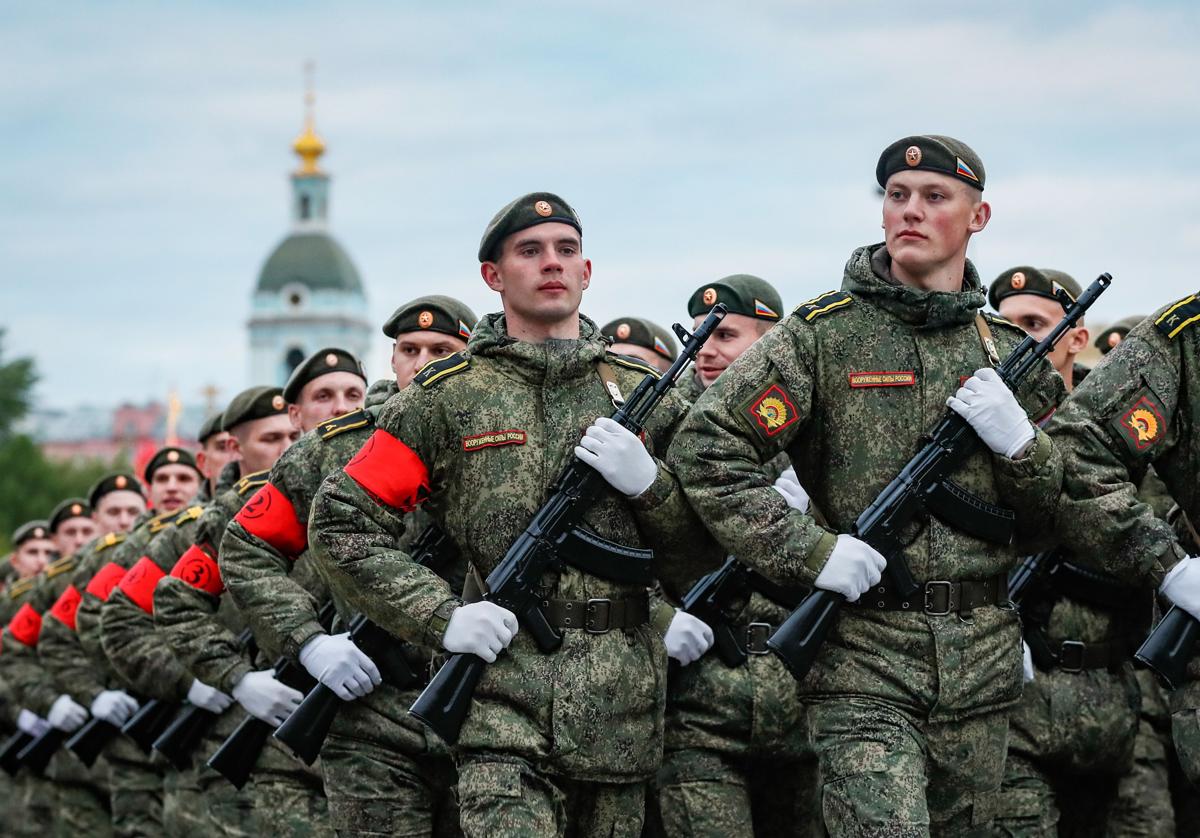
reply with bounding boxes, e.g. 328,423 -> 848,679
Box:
231,669 -> 302,727
664,610 -> 714,666
187,678 -> 234,715
813,534 -> 886,602
47,694 -> 88,732
90,689 -> 140,726
16,709 -> 50,737
774,466 -> 810,513
1022,641 -> 1035,684
298,632 -> 382,701
574,417 -> 658,497
442,602 -> 518,663
1161,557 -> 1200,621
947,368 -> 1035,459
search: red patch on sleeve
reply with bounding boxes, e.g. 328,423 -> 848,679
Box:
85,562 -> 128,602
7,603 -> 42,648
48,584 -> 83,630
746,384 -> 800,438
170,544 -> 224,596
344,429 -> 430,512
1115,393 -> 1166,452
234,482 -> 308,558
116,557 -> 166,615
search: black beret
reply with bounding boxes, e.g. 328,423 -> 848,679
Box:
197,412 -> 225,444
49,498 -> 91,532
1094,315 -> 1145,354
877,135 -> 985,191
988,266 -> 1081,312
382,296 -> 478,342
600,317 -> 678,362
687,274 -> 783,321
144,446 -> 200,483
282,349 -> 367,404
222,386 -> 289,431
12,520 -> 52,546
87,473 -> 145,508
478,192 -> 582,262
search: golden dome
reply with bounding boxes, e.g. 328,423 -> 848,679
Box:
293,116 -> 325,175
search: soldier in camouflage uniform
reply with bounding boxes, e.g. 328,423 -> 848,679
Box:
1048,294 -> 1200,796
309,192 -> 709,837
984,267 -> 1173,837
601,317 -> 678,374
222,301 -> 475,838
669,136 -> 1068,835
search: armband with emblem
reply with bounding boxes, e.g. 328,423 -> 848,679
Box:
233,483 -> 308,558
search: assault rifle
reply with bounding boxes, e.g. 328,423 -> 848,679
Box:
65,716 -> 119,767
1136,606 -> 1199,689
274,524 -> 454,765
14,726 -> 67,775
409,304 -> 728,744
1007,549 -> 1062,610
0,730 -> 33,775
768,274 -> 1111,680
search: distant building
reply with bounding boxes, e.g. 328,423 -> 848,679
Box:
247,89 -> 371,387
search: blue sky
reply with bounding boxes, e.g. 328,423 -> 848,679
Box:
3,1 -> 1198,409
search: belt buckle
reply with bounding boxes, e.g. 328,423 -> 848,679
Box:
1059,640 -> 1086,673
745,622 -> 773,655
924,581 -> 954,616
585,598 -> 612,634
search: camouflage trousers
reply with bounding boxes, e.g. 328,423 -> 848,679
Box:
456,756 -> 646,838
251,737 -> 333,837
10,771 -> 55,837
50,749 -> 112,837
102,736 -> 163,837
1172,675 -> 1200,788
807,697 -> 1009,836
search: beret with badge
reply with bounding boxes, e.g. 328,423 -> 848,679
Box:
478,192 -> 582,263
144,446 -> 200,483
282,349 -> 367,404
383,295 -> 478,342
88,472 -> 145,508
600,317 -> 678,362
48,498 -> 92,533
1094,315 -> 1145,354
687,274 -> 783,322
12,520 -> 52,547
988,266 -> 1081,312
222,386 -> 289,432
877,134 -> 986,191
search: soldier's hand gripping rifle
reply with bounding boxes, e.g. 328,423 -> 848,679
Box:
274,524 -> 454,765
409,304 -> 729,744
768,274 -> 1111,681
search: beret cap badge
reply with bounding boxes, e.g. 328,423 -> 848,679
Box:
534,200 -> 552,217
1108,332 -> 1123,348
272,395 -> 285,410
418,311 -> 434,329
1011,272 -> 1026,290
115,476 -> 128,489
325,353 -> 339,367
34,527 -> 45,538
166,450 -> 180,463
905,146 -> 922,166
702,288 -> 718,306
616,323 -> 631,339
71,504 -> 82,515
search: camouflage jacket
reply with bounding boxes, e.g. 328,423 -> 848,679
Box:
668,244 -> 1065,721
309,312 -> 708,780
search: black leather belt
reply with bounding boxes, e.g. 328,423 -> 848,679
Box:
542,596 -> 650,633
1027,629 -> 1124,673
851,574 -> 1008,615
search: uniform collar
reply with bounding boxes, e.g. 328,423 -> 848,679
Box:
468,312 -> 608,386
841,243 -> 985,329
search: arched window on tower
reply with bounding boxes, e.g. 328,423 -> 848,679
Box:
299,194 -> 311,220
285,347 -> 306,377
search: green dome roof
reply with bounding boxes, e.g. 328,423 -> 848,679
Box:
256,232 -> 362,294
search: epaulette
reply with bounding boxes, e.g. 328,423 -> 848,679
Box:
8,577 -> 34,600
95,532 -> 126,553
982,312 -> 1021,330
414,352 -> 470,388
1154,294 -> 1200,340
235,469 -> 271,497
319,407 -> 374,440
795,290 -> 852,322
606,352 -> 662,379
171,505 -> 205,526
46,555 -> 77,579
147,511 -> 175,534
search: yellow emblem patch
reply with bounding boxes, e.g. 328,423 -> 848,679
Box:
745,384 -> 799,438
1112,390 -> 1166,453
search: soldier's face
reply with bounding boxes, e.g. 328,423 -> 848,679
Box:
692,313 -> 767,388
291,372 -> 366,432
608,343 -> 672,373
391,332 -> 468,390
93,490 -> 146,534
482,223 -> 591,327
12,538 -> 55,578
883,172 -> 989,284
229,414 -> 300,475
148,464 -> 201,513
54,517 -> 97,556
999,294 -> 1089,384
196,432 -> 238,484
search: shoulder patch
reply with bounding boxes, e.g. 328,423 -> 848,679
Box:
605,352 -> 662,379
794,290 -> 852,323
147,511 -> 175,534
236,469 -> 271,497
414,352 -> 470,388
1110,386 -> 1168,455
319,407 -> 375,440
171,505 -> 205,526
982,312 -> 1023,332
1154,294 -> 1200,340
96,532 -> 126,553
8,577 -> 34,600
46,556 -> 77,579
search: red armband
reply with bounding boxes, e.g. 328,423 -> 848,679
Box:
85,562 -> 128,602
344,429 -> 430,512
116,557 -> 166,615
169,544 -> 224,596
8,603 -> 42,648
48,584 -> 83,630
234,482 -> 308,558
